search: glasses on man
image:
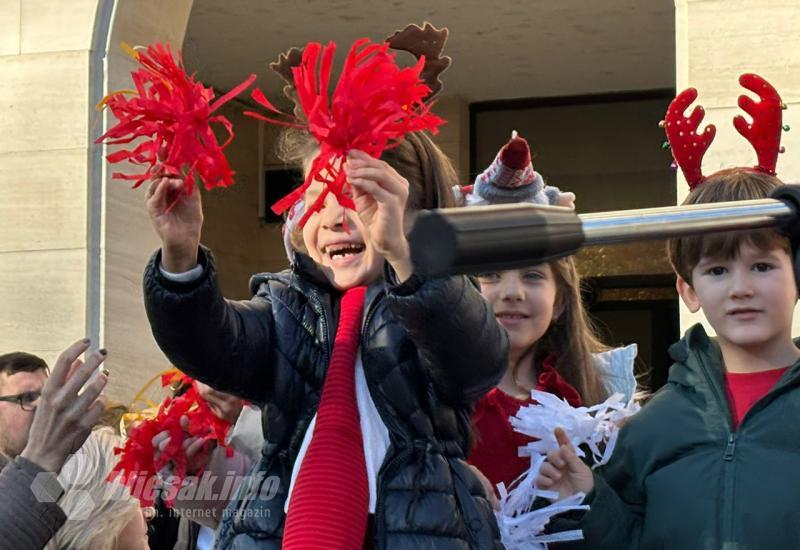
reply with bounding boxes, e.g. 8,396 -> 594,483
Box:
0,391 -> 41,411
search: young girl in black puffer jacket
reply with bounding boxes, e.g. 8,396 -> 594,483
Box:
143,121 -> 507,549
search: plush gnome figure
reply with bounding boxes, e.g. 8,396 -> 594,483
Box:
455,131 -> 575,208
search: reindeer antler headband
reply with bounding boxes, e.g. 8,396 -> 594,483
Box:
661,73 -> 788,190
270,23 -> 451,108
247,23 -> 451,227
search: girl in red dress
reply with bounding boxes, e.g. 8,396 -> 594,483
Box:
461,133 -> 637,491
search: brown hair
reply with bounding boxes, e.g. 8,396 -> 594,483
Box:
667,169 -> 789,285
512,257 -> 610,406
0,352 -> 47,378
278,129 -> 458,252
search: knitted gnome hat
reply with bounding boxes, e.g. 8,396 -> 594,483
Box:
456,131 -> 575,208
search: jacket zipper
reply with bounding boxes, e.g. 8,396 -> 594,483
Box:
722,433 -> 736,461
696,354 -> 737,544
360,289 -> 414,550
307,286 -> 331,365
695,356 -> 800,545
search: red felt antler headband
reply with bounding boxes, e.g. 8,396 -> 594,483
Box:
662,73 -> 788,190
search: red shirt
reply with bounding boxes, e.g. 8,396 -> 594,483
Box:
469,356 -> 582,489
724,367 -> 789,430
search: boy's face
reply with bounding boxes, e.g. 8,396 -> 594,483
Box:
677,242 -> 798,351
301,177 -> 383,290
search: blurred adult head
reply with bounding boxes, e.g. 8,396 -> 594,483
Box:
0,352 -> 48,458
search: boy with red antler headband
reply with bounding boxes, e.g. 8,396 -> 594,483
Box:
538,74 -> 800,549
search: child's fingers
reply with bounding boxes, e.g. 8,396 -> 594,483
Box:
184,437 -> 206,457
347,149 -> 372,161
349,178 -> 393,203
152,431 -> 169,448
146,178 -> 161,200
539,462 -> 563,482
536,474 -> 553,488
157,143 -> 168,162
546,448 -> 566,469
562,444 -> 588,473
554,427 -> 571,447
149,177 -> 171,208
154,178 -> 184,207
347,166 -> 408,196
158,436 -> 171,452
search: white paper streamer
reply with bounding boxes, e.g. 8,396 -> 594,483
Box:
512,391 -> 640,469
496,454 -> 588,550
495,391 -> 640,549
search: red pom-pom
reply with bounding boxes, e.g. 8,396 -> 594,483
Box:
96,43 -> 255,196
246,39 -> 445,226
108,377 -> 233,507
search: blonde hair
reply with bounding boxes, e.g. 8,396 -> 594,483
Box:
46,428 -> 142,550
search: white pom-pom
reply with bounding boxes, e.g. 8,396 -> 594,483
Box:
496,454 -> 588,550
495,392 -> 641,549
513,391 -> 639,468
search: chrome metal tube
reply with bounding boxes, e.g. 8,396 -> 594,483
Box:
580,199 -> 795,246
407,189 -> 800,277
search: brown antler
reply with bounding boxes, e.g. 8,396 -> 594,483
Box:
269,47 -> 305,120
270,47 -> 303,85
386,22 -> 451,101
733,73 -> 784,176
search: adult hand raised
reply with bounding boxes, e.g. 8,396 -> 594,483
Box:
20,339 -> 108,473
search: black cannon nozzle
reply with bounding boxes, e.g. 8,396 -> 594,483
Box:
408,204 -> 585,277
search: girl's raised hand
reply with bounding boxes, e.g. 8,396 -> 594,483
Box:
345,149 -> 413,281
145,151 -> 204,273
535,427 -> 595,500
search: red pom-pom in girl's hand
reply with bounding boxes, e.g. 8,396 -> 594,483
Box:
245,38 -> 445,226
97,43 -> 255,195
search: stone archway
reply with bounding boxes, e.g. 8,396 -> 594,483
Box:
97,0 -> 194,401
0,1 -> 191,402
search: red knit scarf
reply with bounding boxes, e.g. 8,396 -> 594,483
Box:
283,286 -> 370,549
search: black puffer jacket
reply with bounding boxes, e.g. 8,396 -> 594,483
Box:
143,247 -> 508,549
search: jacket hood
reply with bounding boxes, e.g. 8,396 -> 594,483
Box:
667,323 -> 800,391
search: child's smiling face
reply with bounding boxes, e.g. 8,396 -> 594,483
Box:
478,265 -> 561,357
679,242 -> 798,353
301,177 -> 383,290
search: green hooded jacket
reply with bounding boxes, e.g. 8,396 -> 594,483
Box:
557,323 -> 800,550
